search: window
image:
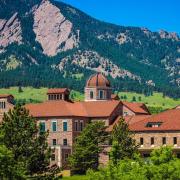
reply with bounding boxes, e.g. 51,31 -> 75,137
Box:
146,122 -> 162,128
79,121 -> 83,131
99,90 -> 104,99
151,137 -> 154,145
174,137 -> 177,145
162,137 -> 166,145
75,121 -> 78,131
52,139 -> 57,146
40,122 -> 46,132
0,101 -> 6,109
64,153 -> 69,162
63,139 -> 67,146
63,121 -> 68,131
52,121 -> 57,132
140,138 -> 144,145
51,154 -> 55,161
90,91 -> 94,99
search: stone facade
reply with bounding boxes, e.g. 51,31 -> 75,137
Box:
85,87 -> 112,101
134,131 -> 180,157
0,95 -> 14,122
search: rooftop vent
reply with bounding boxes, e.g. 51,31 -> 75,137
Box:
146,122 -> 162,128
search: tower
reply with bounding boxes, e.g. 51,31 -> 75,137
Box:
85,73 -> 112,101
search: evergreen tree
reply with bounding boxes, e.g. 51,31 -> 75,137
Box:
132,96 -> 136,102
18,86 -> 23,93
138,96 -> 142,101
0,105 -> 51,175
109,118 -> 138,165
69,121 -> 108,173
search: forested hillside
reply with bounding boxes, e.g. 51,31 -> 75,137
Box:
0,0 -> 179,98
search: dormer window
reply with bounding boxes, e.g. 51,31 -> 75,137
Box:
0,101 -> 6,109
146,122 -> 162,128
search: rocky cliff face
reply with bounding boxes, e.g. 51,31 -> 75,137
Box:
0,0 -> 179,98
0,12 -> 22,53
33,0 -> 79,56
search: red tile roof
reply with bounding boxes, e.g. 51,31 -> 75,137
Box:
122,101 -> 150,114
106,115 -> 151,132
129,109 -> 180,131
26,100 -> 121,118
0,94 -> 14,98
86,73 -> 111,88
47,88 -> 70,94
111,94 -> 120,100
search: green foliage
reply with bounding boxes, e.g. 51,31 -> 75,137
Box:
0,105 -> 51,176
69,121 -> 108,173
0,0 -> 179,98
110,118 -> 138,165
88,147 -> 180,180
0,140 -> 26,179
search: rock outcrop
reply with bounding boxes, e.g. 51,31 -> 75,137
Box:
33,0 -> 79,56
56,50 -> 140,81
0,12 -> 22,52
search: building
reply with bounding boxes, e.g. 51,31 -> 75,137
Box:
25,73 -> 150,168
1,73 -> 179,168
0,94 -> 14,122
106,106 -> 180,162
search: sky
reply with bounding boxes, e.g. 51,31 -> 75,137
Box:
59,0 -> 180,35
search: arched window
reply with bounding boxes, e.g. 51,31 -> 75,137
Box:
99,90 -> 104,99
90,91 -> 94,99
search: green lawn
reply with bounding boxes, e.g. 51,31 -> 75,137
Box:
118,92 -> 180,109
0,87 -> 179,110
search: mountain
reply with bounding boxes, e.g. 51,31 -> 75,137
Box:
0,0 -> 179,98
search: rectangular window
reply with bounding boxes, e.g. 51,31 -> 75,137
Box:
162,137 -> 166,145
0,101 -> 6,109
63,139 -> 67,146
52,121 -> 57,132
174,137 -> 177,145
63,121 -> 68,131
52,139 -> 57,146
140,138 -> 144,145
40,122 -> 46,132
51,154 -> 55,161
75,121 -> 78,131
79,121 -> 83,131
64,153 -> 69,162
99,90 -> 104,99
151,137 -> 154,145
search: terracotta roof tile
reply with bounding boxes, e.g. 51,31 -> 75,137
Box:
122,101 -> 150,114
26,100 -> 121,118
47,88 -> 69,94
0,94 -> 14,98
129,109 -> 180,131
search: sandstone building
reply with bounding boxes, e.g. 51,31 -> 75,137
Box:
0,73 -> 179,168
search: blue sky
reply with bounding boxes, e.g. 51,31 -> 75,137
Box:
59,0 -> 180,35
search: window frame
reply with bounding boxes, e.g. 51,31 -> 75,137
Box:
173,137 -> 177,145
99,90 -> 104,99
63,139 -> 68,146
90,91 -> 94,99
151,137 -> 154,145
51,120 -> 57,132
63,121 -> 68,132
39,121 -> 46,132
52,139 -> 57,146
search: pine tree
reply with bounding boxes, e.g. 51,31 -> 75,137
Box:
69,121 -> 108,173
109,118 -> 138,165
0,105 -> 51,175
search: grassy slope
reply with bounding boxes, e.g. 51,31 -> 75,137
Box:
0,87 -> 179,109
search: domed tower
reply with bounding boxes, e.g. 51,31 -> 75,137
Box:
85,73 -> 112,101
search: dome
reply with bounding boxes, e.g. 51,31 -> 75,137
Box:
86,73 -> 111,88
